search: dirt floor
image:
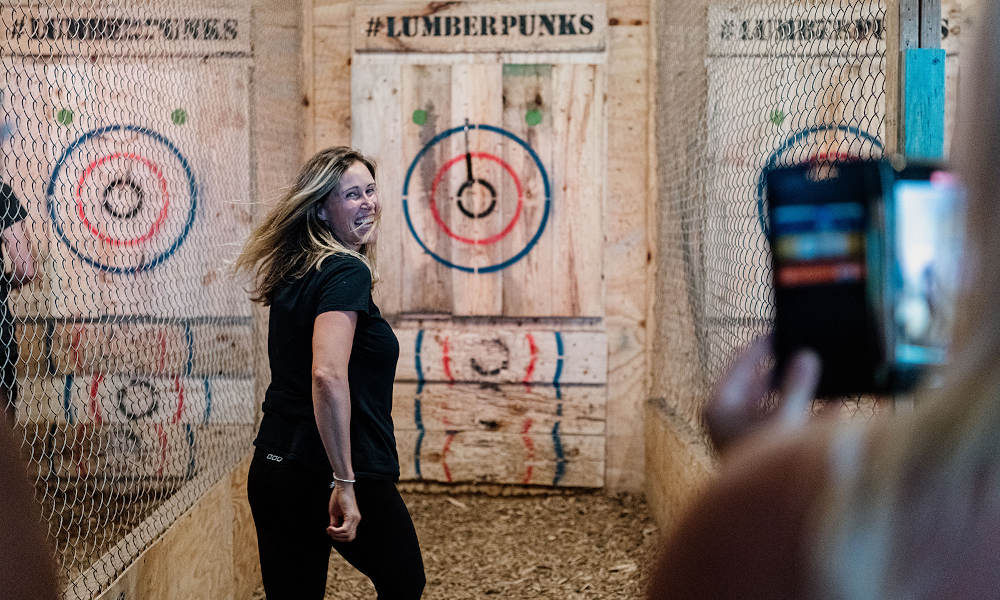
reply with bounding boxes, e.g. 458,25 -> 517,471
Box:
252,490 -> 660,599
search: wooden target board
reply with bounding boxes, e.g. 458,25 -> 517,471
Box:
703,2 -> 886,324
350,1 -> 608,487
1,33 -> 255,488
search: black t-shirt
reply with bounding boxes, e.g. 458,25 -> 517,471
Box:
254,253 -> 400,480
0,182 -> 28,307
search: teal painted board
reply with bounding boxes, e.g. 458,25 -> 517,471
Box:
904,48 -> 946,160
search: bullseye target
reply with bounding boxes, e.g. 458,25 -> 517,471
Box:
47,125 -> 198,274
403,124 -> 550,274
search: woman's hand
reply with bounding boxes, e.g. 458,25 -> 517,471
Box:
327,483 -> 361,542
703,336 -> 822,453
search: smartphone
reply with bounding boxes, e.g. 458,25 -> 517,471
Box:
767,160 -> 885,396
767,159 -> 963,396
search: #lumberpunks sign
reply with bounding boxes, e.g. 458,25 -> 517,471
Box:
353,1 -> 607,53
0,3 -> 250,56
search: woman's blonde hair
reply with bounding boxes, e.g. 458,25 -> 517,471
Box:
235,146 -> 379,304
815,2 -> 1000,596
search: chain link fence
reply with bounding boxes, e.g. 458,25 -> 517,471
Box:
1,3 -> 256,597
655,0 -> 890,434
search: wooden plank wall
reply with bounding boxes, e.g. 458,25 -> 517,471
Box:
306,0 -> 653,492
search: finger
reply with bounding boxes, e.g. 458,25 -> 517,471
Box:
327,524 -> 357,542
704,337 -> 775,449
777,349 -> 821,429
714,336 -> 773,410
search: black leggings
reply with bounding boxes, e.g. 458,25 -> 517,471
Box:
247,450 -> 425,600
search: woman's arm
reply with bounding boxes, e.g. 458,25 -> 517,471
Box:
312,310 -> 361,542
1,221 -> 36,289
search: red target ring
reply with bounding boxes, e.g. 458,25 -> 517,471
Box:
75,152 -> 170,247
428,152 -> 523,246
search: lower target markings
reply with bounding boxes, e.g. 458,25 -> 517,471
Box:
756,124 -> 883,236
403,123 -> 550,273
410,329 -> 567,485
47,124 -> 198,274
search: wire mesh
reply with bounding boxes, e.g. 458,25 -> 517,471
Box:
655,0 -> 889,433
1,2 -> 255,597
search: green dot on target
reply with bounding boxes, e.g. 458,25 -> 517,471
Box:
412,109 -> 427,126
171,108 -> 188,125
525,109 -> 542,126
56,108 -> 73,126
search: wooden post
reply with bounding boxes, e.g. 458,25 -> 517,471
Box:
894,0 -> 946,160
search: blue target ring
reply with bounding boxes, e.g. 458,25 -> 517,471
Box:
402,124 -> 550,274
47,124 -> 198,274
756,124 -> 883,236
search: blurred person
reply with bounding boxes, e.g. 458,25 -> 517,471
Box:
236,147 -> 424,599
648,3 -> 1000,598
0,180 -> 36,423
0,93 -> 57,599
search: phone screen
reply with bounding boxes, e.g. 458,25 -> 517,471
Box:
768,161 -> 885,396
888,168 -> 964,379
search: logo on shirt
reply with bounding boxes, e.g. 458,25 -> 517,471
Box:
265,453 -> 283,463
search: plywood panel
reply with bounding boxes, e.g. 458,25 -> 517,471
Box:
395,327 -> 607,384
449,63 -> 504,315
393,382 -> 605,434
313,25 -> 353,150
397,429 -> 603,487
43,60 -> 252,319
351,61 -> 404,314
400,64 -> 454,313
16,375 -> 254,426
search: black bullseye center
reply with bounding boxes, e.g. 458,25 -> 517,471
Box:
102,177 -> 145,219
116,379 -> 159,420
456,178 -> 497,219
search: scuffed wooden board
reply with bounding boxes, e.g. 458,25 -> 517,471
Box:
449,62 -> 504,315
604,23 -> 649,492
548,63 -> 605,317
16,320 -> 254,378
351,60 -> 404,315
43,59 -> 252,319
313,25 -> 353,150
396,429 -> 604,487
24,423 -> 249,481
392,382 -> 605,435
399,63 -> 454,313
16,375 -> 254,426
499,63 -> 555,316
395,327 -> 607,384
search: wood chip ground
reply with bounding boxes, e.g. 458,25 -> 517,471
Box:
252,490 -> 660,599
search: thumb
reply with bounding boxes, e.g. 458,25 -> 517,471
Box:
777,349 -> 821,429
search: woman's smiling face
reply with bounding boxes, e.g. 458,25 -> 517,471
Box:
319,160 -> 379,251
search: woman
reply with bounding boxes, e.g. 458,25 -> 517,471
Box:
650,3 -> 1000,597
236,147 -> 424,599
